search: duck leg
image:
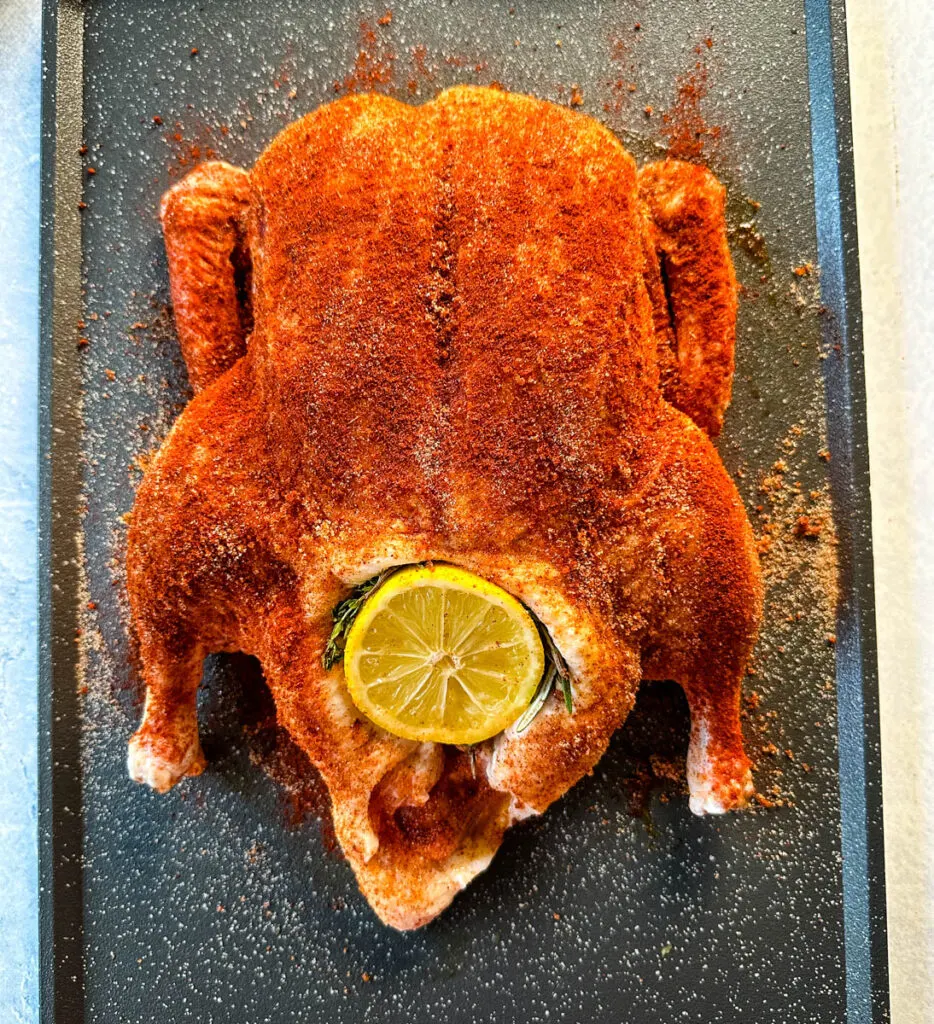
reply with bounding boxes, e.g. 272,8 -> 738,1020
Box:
126,364 -> 287,790
128,160 -> 258,786
637,417 -> 762,813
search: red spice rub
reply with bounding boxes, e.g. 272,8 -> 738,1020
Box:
127,87 -> 760,929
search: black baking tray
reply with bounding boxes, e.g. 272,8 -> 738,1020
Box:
38,1 -> 889,1021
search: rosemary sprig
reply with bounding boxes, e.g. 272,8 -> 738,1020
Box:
514,608 -> 574,733
538,613 -> 574,716
322,567 -> 400,670
513,662 -> 558,734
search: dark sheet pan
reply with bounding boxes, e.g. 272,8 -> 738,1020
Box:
38,0 -> 889,1020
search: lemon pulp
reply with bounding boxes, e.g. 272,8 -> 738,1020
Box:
342,564 -> 545,745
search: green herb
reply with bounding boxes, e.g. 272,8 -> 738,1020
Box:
322,567 -> 401,670
513,608 -> 574,733
513,663 -> 558,734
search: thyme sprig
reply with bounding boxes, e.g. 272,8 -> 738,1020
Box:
322,567 -> 401,670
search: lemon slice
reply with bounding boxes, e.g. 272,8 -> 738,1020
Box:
342,564 -> 545,744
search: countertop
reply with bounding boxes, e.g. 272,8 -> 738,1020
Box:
0,0 -> 931,1020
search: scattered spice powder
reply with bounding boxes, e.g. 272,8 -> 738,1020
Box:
408,43 -> 434,93
794,515 -> 823,538
602,32 -> 640,116
334,20 -> 396,94
660,41 -> 722,161
239,671 -> 339,851
163,122 -> 218,179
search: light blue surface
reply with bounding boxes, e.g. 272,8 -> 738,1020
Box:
805,1 -> 873,1018
0,0 -> 41,1021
